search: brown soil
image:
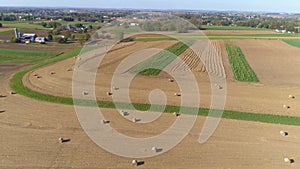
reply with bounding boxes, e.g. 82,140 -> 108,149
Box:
2,38 -> 300,168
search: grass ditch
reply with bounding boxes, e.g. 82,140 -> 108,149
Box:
225,42 -> 259,82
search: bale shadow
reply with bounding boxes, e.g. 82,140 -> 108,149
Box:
137,161 -> 145,166
62,139 -> 71,143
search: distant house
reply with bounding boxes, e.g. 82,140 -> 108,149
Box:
130,23 -> 139,26
275,29 -> 287,33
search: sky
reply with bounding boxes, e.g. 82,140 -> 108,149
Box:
1,0 -> 300,13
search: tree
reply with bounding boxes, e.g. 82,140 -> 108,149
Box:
75,23 -> 83,28
71,34 -> 76,41
47,34 -> 53,41
52,29 -> 60,35
54,36 -> 67,43
77,34 -> 91,46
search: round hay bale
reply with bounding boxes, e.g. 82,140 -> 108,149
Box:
102,120 -> 109,124
132,118 -> 137,123
50,71 -> 55,75
289,95 -> 295,99
132,160 -> 138,165
214,84 -> 222,89
122,111 -> 129,116
283,105 -> 290,109
173,112 -> 180,116
58,137 -> 64,143
10,91 -> 16,95
284,157 -> 290,163
83,91 -> 89,95
66,68 -> 72,71
33,73 -> 38,76
280,130 -> 288,136
283,157 -> 294,163
112,86 -> 119,90
107,92 -> 113,96
168,78 -> 174,82
174,93 -> 181,96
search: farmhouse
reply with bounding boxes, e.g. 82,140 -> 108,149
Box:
20,33 -> 37,43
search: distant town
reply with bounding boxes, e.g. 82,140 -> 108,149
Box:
0,7 -> 300,45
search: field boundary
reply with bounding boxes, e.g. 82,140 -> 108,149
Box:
10,48 -> 300,126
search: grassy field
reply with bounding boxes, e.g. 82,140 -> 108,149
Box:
129,42 -> 189,75
1,20 -> 103,30
2,21 -> 48,30
0,48 -> 62,63
200,25 -> 265,30
108,27 -> 140,33
225,42 -> 259,82
284,40 -> 300,48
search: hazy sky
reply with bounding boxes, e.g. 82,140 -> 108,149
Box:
1,0 -> 300,13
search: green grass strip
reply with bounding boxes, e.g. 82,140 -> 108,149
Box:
129,42 -> 189,76
226,42 -> 259,82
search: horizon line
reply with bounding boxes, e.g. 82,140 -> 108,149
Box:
0,6 -> 299,14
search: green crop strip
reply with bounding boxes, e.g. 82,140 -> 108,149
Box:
226,42 -> 259,82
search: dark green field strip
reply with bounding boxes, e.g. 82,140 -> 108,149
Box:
226,43 -> 259,82
129,42 -> 189,76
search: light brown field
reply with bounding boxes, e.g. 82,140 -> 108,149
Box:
233,40 -> 300,86
2,37 -> 300,168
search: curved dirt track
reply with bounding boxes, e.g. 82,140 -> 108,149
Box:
2,66 -> 300,168
23,40 -> 300,117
